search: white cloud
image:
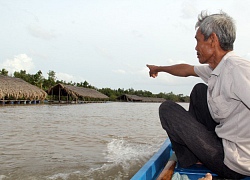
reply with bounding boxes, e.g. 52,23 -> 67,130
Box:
1,54 -> 35,73
94,46 -> 115,61
56,72 -> 74,82
112,69 -> 126,74
27,23 -> 56,40
131,30 -> 143,38
243,53 -> 250,60
181,1 -> 198,19
56,72 -> 86,83
167,58 -> 186,65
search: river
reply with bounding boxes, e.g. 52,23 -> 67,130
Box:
0,102 -> 188,180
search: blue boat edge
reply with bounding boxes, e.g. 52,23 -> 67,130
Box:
130,139 -> 172,180
130,138 -> 250,180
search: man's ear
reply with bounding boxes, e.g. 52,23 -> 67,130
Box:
210,33 -> 219,47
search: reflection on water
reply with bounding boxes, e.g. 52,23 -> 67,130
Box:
0,102 -> 189,180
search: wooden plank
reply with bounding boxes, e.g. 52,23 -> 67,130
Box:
157,160 -> 177,180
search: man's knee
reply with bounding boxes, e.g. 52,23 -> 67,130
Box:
192,83 -> 207,92
159,100 -> 174,111
159,100 -> 175,129
159,100 -> 176,117
190,83 -> 208,99
159,100 -> 186,132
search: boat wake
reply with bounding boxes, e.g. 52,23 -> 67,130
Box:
44,138 -> 163,180
85,138 -> 159,180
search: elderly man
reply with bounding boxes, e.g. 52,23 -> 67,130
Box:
147,11 -> 250,178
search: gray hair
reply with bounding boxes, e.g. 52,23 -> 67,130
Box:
195,10 -> 236,51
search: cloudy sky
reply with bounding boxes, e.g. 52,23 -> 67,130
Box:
1,0 -> 250,95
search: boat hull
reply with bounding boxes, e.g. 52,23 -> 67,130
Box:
131,139 -> 172,180
131,139 -> 250,180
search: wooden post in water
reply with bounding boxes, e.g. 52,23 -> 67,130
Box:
51,89 -> 54,103
59,86 -> 61,103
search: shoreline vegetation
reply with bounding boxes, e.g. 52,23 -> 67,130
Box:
0,68 -> 190,103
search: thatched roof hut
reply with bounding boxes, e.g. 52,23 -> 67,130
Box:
117,94 -> 165,102
0,75 -> 47,100
46,83 -> 109,101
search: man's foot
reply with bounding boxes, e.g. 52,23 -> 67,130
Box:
196,161 -> 203,165
198,173 -> 212,180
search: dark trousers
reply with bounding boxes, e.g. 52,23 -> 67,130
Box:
159,83 -> 245,179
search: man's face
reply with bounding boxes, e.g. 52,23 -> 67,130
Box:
195,29 -> 214,64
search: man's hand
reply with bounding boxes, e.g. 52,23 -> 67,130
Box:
146,64 -> 158,78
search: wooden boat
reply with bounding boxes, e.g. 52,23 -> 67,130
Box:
131,139 -> 250,180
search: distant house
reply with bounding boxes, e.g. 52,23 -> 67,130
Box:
0,75 -> 47,104
117,94 -> 165,103
46,83 -> 109,103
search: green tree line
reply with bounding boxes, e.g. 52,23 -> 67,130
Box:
0,68 -> 190,102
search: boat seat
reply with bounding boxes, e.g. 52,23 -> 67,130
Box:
174,163 -> 217,179
175,163 -> 250,180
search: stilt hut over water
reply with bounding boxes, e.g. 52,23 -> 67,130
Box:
0,75 -> 47,105
46,83 -> 109,103
117,94 -> 166,103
